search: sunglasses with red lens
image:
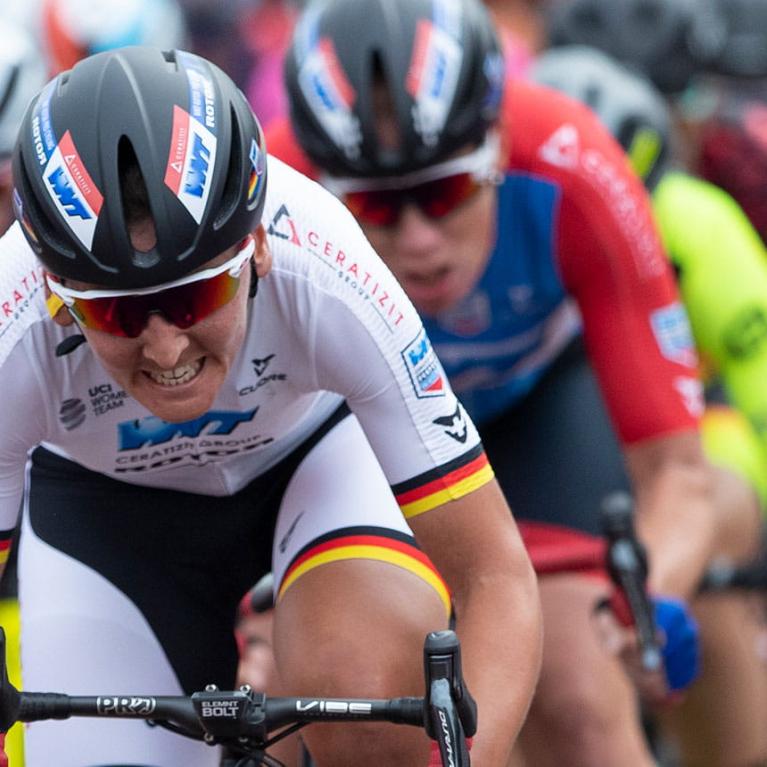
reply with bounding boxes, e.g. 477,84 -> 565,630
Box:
343,172 -> 482,227
323,134 -> 500,227
46,236 -> 255,338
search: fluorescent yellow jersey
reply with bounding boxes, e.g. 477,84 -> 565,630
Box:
653,171 -> 767,502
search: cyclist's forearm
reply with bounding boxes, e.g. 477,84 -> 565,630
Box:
452,556 -> 542,765
409,481 -> 543,765
630,447 -> 716,599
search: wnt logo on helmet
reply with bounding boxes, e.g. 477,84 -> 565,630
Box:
164,105 -> 218,224
298,31 -> 362,160
407,10 -> 464,146
43,131 -> 103,250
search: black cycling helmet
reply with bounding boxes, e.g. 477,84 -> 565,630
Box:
545,0 -> 727,94
284,0 -> 505,177
711,0 -> 767,78
531,46 -> 673,191
12,46 -> 267,289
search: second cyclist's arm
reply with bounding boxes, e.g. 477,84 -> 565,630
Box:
543,96 -> 715,600
408,480 -> 542,766
625,431 -> 715,598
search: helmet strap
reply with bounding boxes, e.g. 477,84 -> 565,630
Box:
248,260 -> 258,299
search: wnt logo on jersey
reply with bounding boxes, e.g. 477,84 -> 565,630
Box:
402,327 -> 445,399
118,408 -> 258,450
43,131 -> 103,249
164,105 -> 218,224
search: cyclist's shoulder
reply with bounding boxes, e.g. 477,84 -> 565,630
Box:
262,155 -> 390,298
0,222 -> 49,366
503,79 -> 635,200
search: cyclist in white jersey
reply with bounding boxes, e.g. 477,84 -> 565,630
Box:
0,47 -> 542,767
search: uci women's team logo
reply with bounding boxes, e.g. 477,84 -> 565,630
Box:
43,131 -> 104,250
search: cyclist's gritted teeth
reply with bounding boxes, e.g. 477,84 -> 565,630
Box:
144,358 -> 204,387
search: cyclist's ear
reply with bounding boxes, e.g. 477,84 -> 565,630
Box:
253,224 -> 272,279
44,274 -> 75,327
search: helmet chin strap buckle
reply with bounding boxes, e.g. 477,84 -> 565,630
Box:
248,261 -> 258,299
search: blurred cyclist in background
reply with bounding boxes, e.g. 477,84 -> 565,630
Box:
533,45 -> 767,767
42,0 -> 188,75
0,15 -> 47,235
541,0 -> 767,249
267,0 -> 763,763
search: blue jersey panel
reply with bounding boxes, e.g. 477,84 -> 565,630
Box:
425,172 -> 579,424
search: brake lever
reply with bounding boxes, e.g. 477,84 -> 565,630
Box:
601,492 -> 662,673
423,630 -> 477,738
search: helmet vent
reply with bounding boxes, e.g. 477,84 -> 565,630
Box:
162,49 -> 180,71
370,53 -> 401,152
118,137 -> 159,267
213,105 -> 243,230
118,137 -> 151,232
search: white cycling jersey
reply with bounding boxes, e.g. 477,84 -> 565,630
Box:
0,156 -> 490,537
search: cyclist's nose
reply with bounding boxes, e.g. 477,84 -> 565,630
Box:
139,313 -> 191,369
393,204 -> 444,255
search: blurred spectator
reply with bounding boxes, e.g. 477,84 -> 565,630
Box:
0,14 -> 47,235
42,0 -> 188,75
176,0 -> 252,88
242,0 -> 300,127
485,0 -> 547,54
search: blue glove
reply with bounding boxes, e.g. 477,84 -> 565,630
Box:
653,596 -> 700,692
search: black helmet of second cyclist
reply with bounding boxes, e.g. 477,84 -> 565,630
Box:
531,45 -> 673,192
284,0 -> 505,178
12,46 -> 268,289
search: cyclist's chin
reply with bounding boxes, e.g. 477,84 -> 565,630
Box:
410,279 -> 472,318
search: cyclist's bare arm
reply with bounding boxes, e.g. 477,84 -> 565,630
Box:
627,430 -> 716,599
408,478 -> 542,766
